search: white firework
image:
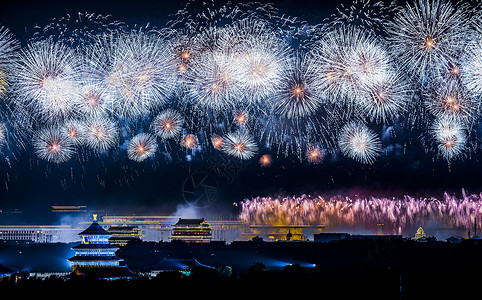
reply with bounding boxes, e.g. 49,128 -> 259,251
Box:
186,45 -> 244,112
430,116 -> 467,161
227,18 -> 289,106
358,70 -> 410,123
386,0 -> 470,79
314,25 -> 391,105
0,26 -> 20,96
150,109 -> 184,140
425,79 -> 476,123
83,117 -> 119,153
222,130 -> 258,160
127,132 -> 158,162
77,80 -> 114,117
83,31 -> 176,118
0,123 -> 7,148
62,119 -> 86,145
13,39 -> 82,122
271,52 -> 324,119
461,39 -> 482,97
33,126 -> 75,163
338,121 -> 382,164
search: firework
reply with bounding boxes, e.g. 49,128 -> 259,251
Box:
430,116 -> 467,161
305,145 -> 324,164
62,120 -> 85,145
181,133 -> 199,149
77,81 -> 113,117
83,117 -> 119,153
314,25 -> 391,106
271,52 -> 324,119
112,31 -> 176,117
222,130 -> 258,160
425,79 -> 476,123
211,134 -> 224,150
150,109 -> 184,140
259,154 -> 272,167
386,0 -> 470,80
83,31 -> 176,118
3,0 -> 482,169
229,18 -> 289,105
0,123 -> 7,147
13,39 -> 82,122
238,191 -> 482,234
338,121 -> 382,164
234,111 -> 248,126
127,132 -> 158,162
0,26 -> 19,96
357,70 -> 410,123
33,126 -> 75,163
185,43 -> 244,113
461,39 -> 482,97
329,0 -> 396,35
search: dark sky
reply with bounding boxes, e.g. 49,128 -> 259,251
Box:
0,0 -> 481,224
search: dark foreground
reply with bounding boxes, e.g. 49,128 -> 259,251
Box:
1,237 -> 481,298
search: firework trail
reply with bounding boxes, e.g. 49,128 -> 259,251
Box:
238,191 -> 482,235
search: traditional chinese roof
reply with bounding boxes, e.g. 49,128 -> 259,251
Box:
78,221 -> 111,236
173,218 -> 210,226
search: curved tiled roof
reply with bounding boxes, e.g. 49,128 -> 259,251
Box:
78,221 -> 111,236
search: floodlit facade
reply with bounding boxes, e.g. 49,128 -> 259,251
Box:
170,218 -> 213,243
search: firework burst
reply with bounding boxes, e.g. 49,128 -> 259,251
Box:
151,109 -> 184,140
430,116 -> 467,161
13,39 -> 82,122
314,25 -> 391,106
33,126 -> 75,163
127,132 -> 158,162
83,117 -> 119,153
386,0 -> 470,80
338,121 -> 382,164
271,52 -> 324,119
305,145 -> 324,164
181,133 -> 199,149
222,130 -> 258,160
259,154 -> 272,167
0,26 -> 19,97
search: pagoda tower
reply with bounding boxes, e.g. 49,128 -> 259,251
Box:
68,214 -> 133,279
414,225 -> 426,240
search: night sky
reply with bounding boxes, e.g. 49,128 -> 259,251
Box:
0,0 -> 481,224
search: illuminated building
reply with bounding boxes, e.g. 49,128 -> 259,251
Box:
68,214 -> 133,279
243,225 -> 325,242
107,225 -> 142,246
0,225 -> 78,243
414,226 -> 426,240
170,218 -> 213,243
98,215 -> 176,242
